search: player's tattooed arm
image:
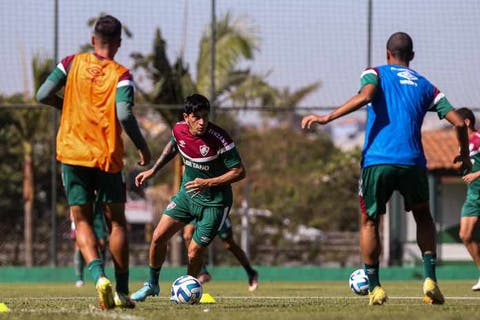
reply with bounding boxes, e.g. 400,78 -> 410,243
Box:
152,140 -> 178,174
135,140 -> 178,187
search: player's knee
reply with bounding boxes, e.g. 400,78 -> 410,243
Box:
459,230 -> 474,243
183,233 -> 193,245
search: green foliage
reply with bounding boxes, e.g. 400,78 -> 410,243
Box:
237,126 -> 361,232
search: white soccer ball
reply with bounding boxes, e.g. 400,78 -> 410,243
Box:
349,269 -> 369,295
170,275 -> 203,304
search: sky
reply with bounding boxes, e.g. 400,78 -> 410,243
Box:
1,0 -> 479,111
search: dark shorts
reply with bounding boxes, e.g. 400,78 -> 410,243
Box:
61,163 -> 126,205
359,164 -> 429,218
164,190 -> 231,246
189,216 -> 233,240
461,187 -> 480,217
71,202 -> 108,240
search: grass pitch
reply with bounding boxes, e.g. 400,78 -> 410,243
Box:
1,280 -> 480,319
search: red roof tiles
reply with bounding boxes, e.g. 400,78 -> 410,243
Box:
422,128 -> 460,171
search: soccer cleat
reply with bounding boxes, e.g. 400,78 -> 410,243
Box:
368,286 -> 387,305
114,292 -> 135,309
197,272 -> 212,284
95,277 -> 115,310
423,277 -> 445,304
75,280 -> 85,288
248,270 -> 259,292
130,282 -> 160,302
472,279 -> 480,291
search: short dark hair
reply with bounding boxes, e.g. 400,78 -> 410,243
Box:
456,107 -> 476,129
94,15 -> 122,41
386,32 -> 414,62
184,94 -> 210,114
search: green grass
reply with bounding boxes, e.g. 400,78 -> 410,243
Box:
1,280 -> 480,319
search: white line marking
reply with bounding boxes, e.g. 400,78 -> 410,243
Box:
9,295 -> 480,301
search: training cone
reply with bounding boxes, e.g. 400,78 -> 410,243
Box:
0,303 -> 10,312
200,293 -> 216,304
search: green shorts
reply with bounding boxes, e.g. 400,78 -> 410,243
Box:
359,164 -> 429,218
71,202 -> 108,241
61,163 -> 126,205
93,202 -> 108,240
165,190 -> 231,246
189,216 -> 233,240
461,188 -> 480,217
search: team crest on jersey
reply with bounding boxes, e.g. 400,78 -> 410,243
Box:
200,145 -> 210,156
178,140 -> 186,148
166,201 -> 176,210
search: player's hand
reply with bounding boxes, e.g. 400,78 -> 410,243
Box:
137,146 -> 152,166
135,168 -> 154,187
462,172 -> 478,184
301,114 -> 330,129
185,178 -> 209,198
454,153 -> 472,175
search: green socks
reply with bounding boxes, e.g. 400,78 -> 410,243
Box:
87,259 -> 105,284
149,266 -> 161,286
364,263 -> 380,291
423,252 -> 437,281
115,271 -> 129,294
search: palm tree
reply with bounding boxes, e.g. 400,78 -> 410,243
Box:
3,54 -> 54,266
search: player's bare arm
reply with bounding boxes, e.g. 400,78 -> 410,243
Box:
185,163 -> 246,195
462,171 -> 480,184
301,84 -> 376,129
135,140 -> 178,187
445,110 -> 472,172
137,146 -> 152,167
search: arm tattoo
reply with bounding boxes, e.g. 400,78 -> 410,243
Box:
152,140 -> 178,174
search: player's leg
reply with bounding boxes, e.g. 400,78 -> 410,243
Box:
131,196 -> 189,302
401,166 -> 444,304
189,205 -> 228,277
219,218 -> 258,291
459,214 -> 480,290
71,202 -> 114,309
97,170 -> 131,308
359,165 -> 393,305
73,242 -> 85,287
187,240 -> 209,277
93,201 -> 108,263
71,216 -> 85,287
184,223 -> 211,283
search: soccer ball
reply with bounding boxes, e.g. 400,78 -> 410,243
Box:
170,275 -> 203,304
349,269 -> 369,295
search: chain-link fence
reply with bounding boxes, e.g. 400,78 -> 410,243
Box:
1,0 -> 480,267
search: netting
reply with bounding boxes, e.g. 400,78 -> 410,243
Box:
1,0 -> 479,267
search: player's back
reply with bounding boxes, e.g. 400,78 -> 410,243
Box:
57,52 -> 128,173
362,64 -> 437,169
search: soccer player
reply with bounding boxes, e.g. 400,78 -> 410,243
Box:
130,94 -> 246,301
183,217 -> 259,291
301,32 -> 471,305
456,108 -> 480,291
71,203 -> 108,288
36,15 -> 151,309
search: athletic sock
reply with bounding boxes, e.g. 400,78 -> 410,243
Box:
74,249 -> 84,281
364,263 -> 380,291
423,252 -> 437,281
243,264 -> 256,277
148,266 -> 161,286
87,258 -> 105,284
115,271 -> 129,294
